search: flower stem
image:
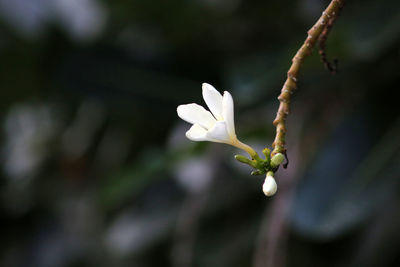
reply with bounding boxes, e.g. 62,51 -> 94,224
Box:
271,0 -> 345,156
232,139 -> 258,159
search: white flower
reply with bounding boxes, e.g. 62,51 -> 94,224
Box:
177,83 -> 255,156
177,83 -> 236,144
262,174 -> 277,196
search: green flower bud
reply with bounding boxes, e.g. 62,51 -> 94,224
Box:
262,148 -> 271,162
270,153 -> 285,167
234,154 -> 251,164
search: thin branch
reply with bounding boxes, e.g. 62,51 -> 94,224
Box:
271,0 -> 345,157
318,1 -> 345,74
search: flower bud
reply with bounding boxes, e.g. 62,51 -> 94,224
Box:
270,153 -> 285,168
262,174 -> 277,196
234,154 -> 251,164
262,148 -> 271,161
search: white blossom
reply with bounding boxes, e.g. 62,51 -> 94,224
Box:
177,83 -> 255,156
177,83 -> 237,144
262,174 -> 277,196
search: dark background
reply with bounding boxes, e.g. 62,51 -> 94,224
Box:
0,0 -> 399,266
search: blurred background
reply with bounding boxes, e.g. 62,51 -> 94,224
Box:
0,0 -> 399,266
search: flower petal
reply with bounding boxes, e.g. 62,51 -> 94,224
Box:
222,91 -> 236,138
202,83 -> 223,120
206,121 -> 232,144
177,104 -> 216,129
185,124 -> 208,141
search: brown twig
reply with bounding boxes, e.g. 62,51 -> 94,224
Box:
318,1 -> 345,74
271,0 -> 345,157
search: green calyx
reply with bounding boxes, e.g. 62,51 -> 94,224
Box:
235,149 -> 284,176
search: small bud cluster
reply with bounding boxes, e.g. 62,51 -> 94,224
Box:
235,150 -> 285,197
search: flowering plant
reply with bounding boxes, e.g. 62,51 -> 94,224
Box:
177,83 -> 284,196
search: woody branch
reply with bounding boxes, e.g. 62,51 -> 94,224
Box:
271,0 -> 345,157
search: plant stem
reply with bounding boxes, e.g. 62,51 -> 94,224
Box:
318,1 -> 345,74
232,139 -> 258,158
271,0 -> 345,156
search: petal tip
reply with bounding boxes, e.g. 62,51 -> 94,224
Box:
185,124 -> 208,142
185,130 -> 193,140
176,104 -> 185,117
223,90 -> 232,97
202,82 -> 217,93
